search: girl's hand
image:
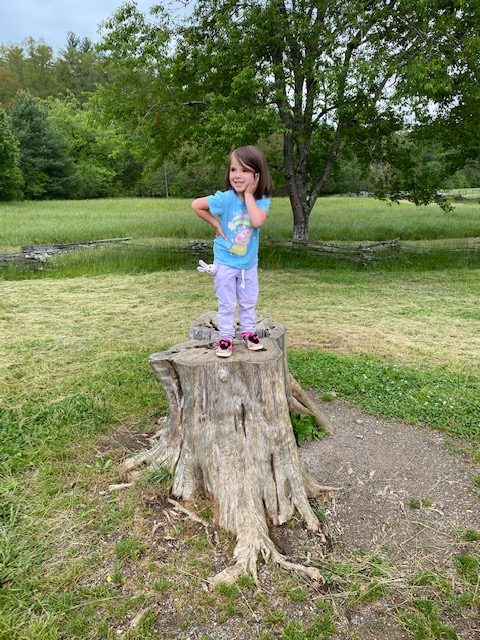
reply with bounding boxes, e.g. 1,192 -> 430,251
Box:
214,221 -> 227,240
245,172 -> 259,196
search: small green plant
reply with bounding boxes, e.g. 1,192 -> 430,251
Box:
237,573 -> 256,588
265,609 -> 287,626
315,599 -> 334,615
114,538 -> 146,561
409,570 -> 452,596
290,413 -> 325,445
409,497 -> 433,509
352,581 -> 388,606
455,553 -> 479,584
311,498 -> 329,525
110,566 -> 124,586
279,584 -> 309,602
398,598 -> 458,640
282,612 -> 336,640
152,578 -> 170,593
362,554 -> 390,577
456,527 -> 480,542
187,535 -> 212,552
124,608 -> 158,640
215,581 -> 239,598
93,456 -> 113,472
148,462 -> 173,486
199,505 -> 214,522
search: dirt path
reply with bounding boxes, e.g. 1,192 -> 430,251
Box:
298,398 -> 480,639
301,399 -> 479,562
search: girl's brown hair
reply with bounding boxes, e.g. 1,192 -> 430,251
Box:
225,145 -> 273,199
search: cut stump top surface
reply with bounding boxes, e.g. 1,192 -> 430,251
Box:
149,338 -> 282,366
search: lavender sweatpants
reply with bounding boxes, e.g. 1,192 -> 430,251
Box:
214,264 -> 259,340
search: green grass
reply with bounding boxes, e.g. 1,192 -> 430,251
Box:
445,187 -> 480,199
1,238 -> 479,281
1,196 -> 480,280
1,267 -> 479,479
1,197 -> 480,639
398,599 -> 459,640
1,196 -> 480,250
0,349 -> 166,474
289,351 -> 480,444
1,196 -> 479,280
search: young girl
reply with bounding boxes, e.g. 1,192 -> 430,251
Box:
192,145 -> 273,357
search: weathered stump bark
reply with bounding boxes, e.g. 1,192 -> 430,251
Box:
189,312 -> 334,434
125,314 -> 333,585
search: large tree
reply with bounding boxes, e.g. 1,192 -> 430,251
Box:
95,2 -> 176,163
55,33 -> 105,101
8,92 -> 73,199
176,0 -> 480,241
0,38 -> 59,99
46,95 -> 122,198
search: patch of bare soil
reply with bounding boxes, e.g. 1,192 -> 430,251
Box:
298,398 -> 480,639
301,399 -> 479,564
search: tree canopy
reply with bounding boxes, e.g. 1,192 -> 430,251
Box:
0,1 -> 478,233
9,92 -> 73,199
0,108 -> 23,200
174,0 -> 480,239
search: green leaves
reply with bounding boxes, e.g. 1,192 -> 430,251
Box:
8,92 -> 74,199
95,1 -> 177,162
176,0 -> 480,238
0,108 -> 22,200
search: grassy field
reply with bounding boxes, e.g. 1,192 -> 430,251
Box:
1,197 -> 479,639
1,196 -> 480,250
445,187 -> 480,199
1,196 -> 480,280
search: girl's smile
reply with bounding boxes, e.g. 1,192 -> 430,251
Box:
229,154 -> 255,194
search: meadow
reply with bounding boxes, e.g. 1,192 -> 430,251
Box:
0,196 -> 479,639
1,195 -> 480,249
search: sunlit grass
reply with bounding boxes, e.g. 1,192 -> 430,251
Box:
2,197 -> 480,639
2,267 -> 480,475
1,196 -> 480,250
1,237 -> 479,281
1,267 -> 479,639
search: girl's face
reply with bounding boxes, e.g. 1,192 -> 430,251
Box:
229,153 -> 255,195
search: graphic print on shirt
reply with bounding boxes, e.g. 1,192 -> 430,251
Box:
227,212 -> 253,256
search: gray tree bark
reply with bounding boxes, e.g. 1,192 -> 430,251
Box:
124,314 -> 333,585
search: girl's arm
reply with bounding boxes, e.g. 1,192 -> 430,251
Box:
244,175 -> 268,228
192,197 -> 227,239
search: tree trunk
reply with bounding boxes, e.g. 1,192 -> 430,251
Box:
189,312 -> 334,432
284,132 -> 311,244
124,314 -> 333,586
292,220 -> 309,243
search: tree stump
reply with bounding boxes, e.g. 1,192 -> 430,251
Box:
124,314 -> 334,585
189,312 -> 334,434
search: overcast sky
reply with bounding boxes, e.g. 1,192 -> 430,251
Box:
0,0 -> 189,52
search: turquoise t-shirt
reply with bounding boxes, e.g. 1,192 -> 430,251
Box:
207,189 -> 270,269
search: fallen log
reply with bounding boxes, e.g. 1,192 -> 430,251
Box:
0,238 -> 131,266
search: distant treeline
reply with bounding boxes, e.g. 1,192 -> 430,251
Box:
1,23 -> 479,202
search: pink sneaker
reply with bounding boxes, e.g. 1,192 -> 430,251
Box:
241,332 -> 263,351
214,338 -> 233,358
